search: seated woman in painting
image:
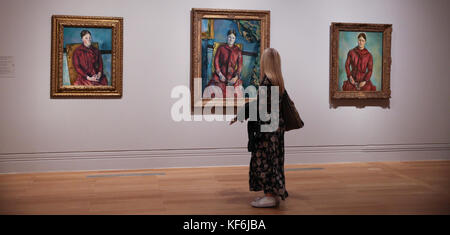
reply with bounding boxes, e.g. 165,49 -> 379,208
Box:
72,30 -> 108,86
206,29 -> 244,98
342,33 -> 376,91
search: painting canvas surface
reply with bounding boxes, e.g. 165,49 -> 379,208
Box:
62,27 -> 112,86
338,31 -> 383,91
201,19 -> 261,98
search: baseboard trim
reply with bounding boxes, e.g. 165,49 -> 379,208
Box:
0,143 -> 449,173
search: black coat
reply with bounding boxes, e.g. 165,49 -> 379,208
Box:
235,96 -> 260,152
237,76 -> 286,152
247,119 -> 259,152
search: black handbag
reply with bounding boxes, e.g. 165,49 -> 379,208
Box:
281,90 -> 304,131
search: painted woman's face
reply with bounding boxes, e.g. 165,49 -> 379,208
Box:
227,34 -> 236,46
358,36 -> 366,49
82,33 -> 92,47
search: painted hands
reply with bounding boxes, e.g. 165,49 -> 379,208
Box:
218,72 -> 226,82
227,76 -> 238,86
87,72 -> 102,82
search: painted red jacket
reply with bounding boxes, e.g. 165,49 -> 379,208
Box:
206,44 -> 243,98
213,44 -> 243,82
345,47 -> 373,82
343,47 -> 376,91
72,44 -> 107,86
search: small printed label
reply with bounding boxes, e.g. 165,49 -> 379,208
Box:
0,56 -> 15,78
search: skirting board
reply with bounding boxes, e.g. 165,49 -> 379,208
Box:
0,143 -> 449,174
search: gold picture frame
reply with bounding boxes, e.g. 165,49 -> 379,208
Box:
191,8 -> 270,114
330,22 -> 392,100
51,15 -> 123,98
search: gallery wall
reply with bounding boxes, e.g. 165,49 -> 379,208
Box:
0,0 -> 449,173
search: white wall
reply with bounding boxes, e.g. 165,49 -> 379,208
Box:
0,0 -> 449,173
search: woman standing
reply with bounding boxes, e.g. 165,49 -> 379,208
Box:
342,33 -> 376,91
230,48 -> 288,208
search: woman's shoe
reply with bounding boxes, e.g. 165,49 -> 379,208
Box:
250,196 -> 279,208
252,196 -> 263,203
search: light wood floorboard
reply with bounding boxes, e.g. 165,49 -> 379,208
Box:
0,160 -> 448,214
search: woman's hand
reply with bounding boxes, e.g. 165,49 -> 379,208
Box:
87,75 -> 99,82
228,76 -> 238,85
229,116 -> 238,125
359,81 -> 366,88
349,76 -> 355,85
218,72 -> 226,82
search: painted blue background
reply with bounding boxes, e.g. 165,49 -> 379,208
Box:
338,31 -> 383,91
201,19 -> 260,97
62,27 -> 112,86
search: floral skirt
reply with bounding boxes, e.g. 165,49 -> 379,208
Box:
249,127 -> 288,200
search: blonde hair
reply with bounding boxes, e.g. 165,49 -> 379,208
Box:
261,48 -> 285,94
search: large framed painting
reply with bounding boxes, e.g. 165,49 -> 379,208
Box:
191,8 -> 270,114
330,22 -> 392,99
51,15 -> 123,98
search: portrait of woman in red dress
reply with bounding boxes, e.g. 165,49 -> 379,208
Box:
205,29 -> 244,98
72,30 -> 108,86
342,33 -> 376,91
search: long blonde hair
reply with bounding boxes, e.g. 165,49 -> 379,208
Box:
261,48 -> 285,94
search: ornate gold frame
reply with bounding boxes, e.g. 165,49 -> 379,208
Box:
330,22 -> 392,99
51,15 -> 123,98
191,8 -> 270,114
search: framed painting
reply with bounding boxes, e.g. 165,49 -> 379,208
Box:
51,15 -> 123,98
191,8 -> 270,114
330,22 -> 392,99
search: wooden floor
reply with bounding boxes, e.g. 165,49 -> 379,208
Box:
0,160 -> 449,214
